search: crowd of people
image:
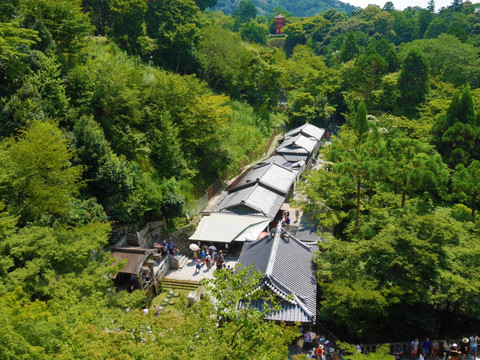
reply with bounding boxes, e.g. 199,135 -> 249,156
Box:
298,330 -> 340,360
194,246 -> 226,273
395,336 -> 479,360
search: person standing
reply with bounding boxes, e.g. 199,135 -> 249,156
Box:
394,344 -> 404,360
194,258 -> 201,273
423,337 -> 432,358
332,348 -> 339,360
470,334 -> 478,360
167,241 -> 174,254
451,343 -> 461,360
205,253 -> 212,270
460,338 -> 469,360
411,338 -> 420,360
430,339 -> 440,359
316,345 -> 324,360
303,330 -> 312,352
443,341 -> 451,360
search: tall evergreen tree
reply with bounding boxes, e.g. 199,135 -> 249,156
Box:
432,87 -> 478,167
398,48 -> 429,115
353,101 -> 369,139
340,30 -> 360,62
385,48 -> 398,72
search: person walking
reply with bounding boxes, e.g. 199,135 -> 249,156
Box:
194,258 -> 201,273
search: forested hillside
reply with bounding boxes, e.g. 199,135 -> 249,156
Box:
1,0 -> 480,356
212,0 -> 356,18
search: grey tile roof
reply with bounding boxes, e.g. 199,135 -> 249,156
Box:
230,162 -> 296,195
238,225 -> 317,324
276,134 -> 318,155
285,123 -> 325,141
216,183 -> 285,219
255,155 -> 305,175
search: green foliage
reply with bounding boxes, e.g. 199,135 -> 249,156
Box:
205,265 -> 298,358
402,35 -> 480,87
212,0 -> 355,17
109,0 -> 148,52
353,49 -> 388,104
315,207 -> 480,340
398,48 -> 429,114
240,21 -> 268,44
340,30 -> 360,62
3,51 -> 68,135
148,0 -> 203,72
0,120 -> 83,222
385,48 -> 398,72
452,160 -> 480,221
432,87 -> 479,168
353,101 -> 369,138
19,0 -> 94,64
0,22 -> 39,62
233,0 -> 257,24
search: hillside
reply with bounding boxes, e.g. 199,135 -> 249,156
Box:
212,0 -> 357,17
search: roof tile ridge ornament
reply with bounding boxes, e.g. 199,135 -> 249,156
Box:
293,293 -> 315,320
265,223 -> 282,277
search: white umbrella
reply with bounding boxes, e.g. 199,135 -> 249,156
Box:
189,243 -> 200,251
208,245 -> 217,251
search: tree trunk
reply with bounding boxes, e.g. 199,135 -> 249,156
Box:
472,195 -> 476,222
355,177 -> 361,234
401,189 -> 406,208
401,178 -> 407,208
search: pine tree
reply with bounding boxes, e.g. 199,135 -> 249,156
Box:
340,30 -> 360,62
353,101 -> 369,139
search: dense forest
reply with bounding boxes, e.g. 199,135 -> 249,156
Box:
1,0 -> 480,357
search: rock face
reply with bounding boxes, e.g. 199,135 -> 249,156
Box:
110,218 -> 198,252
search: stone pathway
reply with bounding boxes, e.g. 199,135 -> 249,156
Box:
163,255 -> 239,283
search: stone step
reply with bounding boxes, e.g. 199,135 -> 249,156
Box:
161,278 -> 200,291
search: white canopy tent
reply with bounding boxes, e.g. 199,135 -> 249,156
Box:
189,213 -> 270,244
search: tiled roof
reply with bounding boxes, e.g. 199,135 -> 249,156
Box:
285,123 -> 325,141
216,184 -> 285,219
238,225 -> 317,323
230,162 -> 296,195
111,247 -> 155,275
254,155 -> 305,175
276,134 -> 318,155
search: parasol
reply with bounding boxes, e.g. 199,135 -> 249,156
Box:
189,243 -> 200,251
208,245 -> 217,251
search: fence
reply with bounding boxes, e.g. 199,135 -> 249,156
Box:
264,129 -> 277,156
